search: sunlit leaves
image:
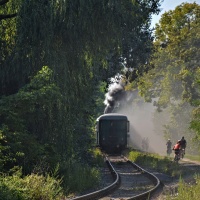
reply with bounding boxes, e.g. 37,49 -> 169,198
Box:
190,68 -> 200,137
137,3 -> 200,146
140,3 -> 200,107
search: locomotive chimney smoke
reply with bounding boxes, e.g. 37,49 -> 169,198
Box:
104,82 -> 127,114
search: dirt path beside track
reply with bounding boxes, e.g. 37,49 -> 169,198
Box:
150,158 -> 200,199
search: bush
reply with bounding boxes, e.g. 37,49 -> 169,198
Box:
0,170 -> 64,200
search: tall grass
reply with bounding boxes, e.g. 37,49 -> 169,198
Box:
166,175 -> 200,200
128,150 -> 178,175
64,163 -> 100,194
0,148 -> 104,199
63,148 -> 104,197
0,169 -> 64,200
185,154 -> 200,162
128,150 -> 200,199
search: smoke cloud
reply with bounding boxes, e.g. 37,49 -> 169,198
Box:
104,80 -> 134,114
104,82 -> 125,113
102,73 -> 198,156
103,78 -> 167,154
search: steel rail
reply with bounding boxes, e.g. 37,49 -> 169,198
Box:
126,160 -> 161,200
70,156 -> 119,200
70,155 -> 161,200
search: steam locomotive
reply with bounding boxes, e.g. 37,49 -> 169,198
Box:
96,113 -> 129,153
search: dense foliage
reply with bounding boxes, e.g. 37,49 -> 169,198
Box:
0,0 -> 161,197
1,1 -> 200,198
137,2 -> 200,149
0,168 -> 64,200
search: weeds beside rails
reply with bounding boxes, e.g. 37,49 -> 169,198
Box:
127,150 -> 200,200
0,169 -> 64,200
127,150 -> 182,178
166,175 -> 200,200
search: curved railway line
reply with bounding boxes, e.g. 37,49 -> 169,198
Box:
70,154 -> 161,200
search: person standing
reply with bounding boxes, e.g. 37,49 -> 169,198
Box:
166,139 -> 172,156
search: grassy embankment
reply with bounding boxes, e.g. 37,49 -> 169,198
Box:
127,149 -> 200,199
4,148 -> 199,200
0,148 -> 104,200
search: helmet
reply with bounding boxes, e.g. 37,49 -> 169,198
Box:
178,140 -> 181,143
168,139 -> 170,141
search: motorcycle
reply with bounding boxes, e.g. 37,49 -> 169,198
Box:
173,150 -> 181,162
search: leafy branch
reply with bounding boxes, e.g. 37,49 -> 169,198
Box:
0,0 -> 17,21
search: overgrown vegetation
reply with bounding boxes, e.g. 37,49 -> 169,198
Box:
128,150 -> 200,199
0,0 -> 161,197
128,150 -> 182,177
137,2 -> 200,152
166,175 -> 200,200
0,168 -> 64,200
1,0 -> 200,199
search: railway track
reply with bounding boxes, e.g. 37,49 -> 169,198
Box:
70,155 -> 161,200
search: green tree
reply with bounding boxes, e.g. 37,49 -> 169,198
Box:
0,0 -> 164,194
1,0 -> 161,158
0,0 -> 162,193
0,0 -> 22,95
137,2 -> 200,147
0,66 -> 62,173
190,68 -> 200,143
0,0 -> 18,21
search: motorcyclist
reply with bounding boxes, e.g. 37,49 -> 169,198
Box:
173,140 -> 181,161
180,136 -> 187,157
166,139 -> 172,156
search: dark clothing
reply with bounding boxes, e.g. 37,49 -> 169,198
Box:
180,138 -> 186,156
166,141 -> 172,155
174,149 -> 180,155
180,139 -> 186,149
166,141 -> 172,149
